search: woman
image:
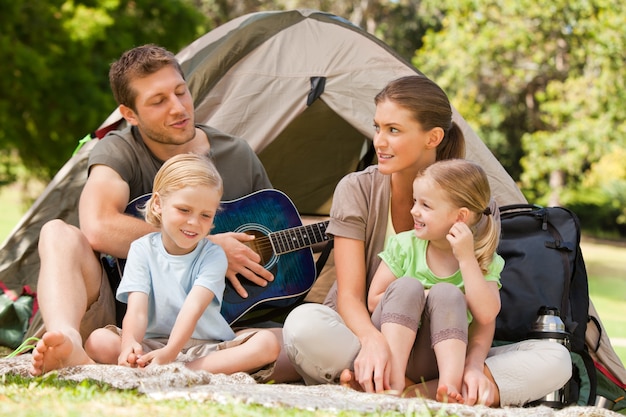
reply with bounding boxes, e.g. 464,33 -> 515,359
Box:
283,75 -> 571,406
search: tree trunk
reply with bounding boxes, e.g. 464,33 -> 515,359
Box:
548,169 -> 564,207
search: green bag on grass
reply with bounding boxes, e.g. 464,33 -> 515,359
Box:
594,361 -> 626,413
0,282 -> 37,349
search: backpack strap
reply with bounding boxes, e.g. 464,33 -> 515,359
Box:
588,315 -> 603,352
315,239 -> 334,278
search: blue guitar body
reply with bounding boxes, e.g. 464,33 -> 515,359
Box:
213,189 -> 330,324
121,189 -> 330,325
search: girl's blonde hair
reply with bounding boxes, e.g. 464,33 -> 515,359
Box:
417,159 -> 500,275
144,153 -> 223,228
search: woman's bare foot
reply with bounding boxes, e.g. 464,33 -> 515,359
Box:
29,331 -> 94,376
436,383 -> 464,404
339,369 -> 364,392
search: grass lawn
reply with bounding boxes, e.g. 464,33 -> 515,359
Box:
0,185 -> 25,245
580,239 -> 626,365
0,375 -> 354,417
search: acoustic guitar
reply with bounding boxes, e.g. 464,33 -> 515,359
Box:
118,189 -> 331,325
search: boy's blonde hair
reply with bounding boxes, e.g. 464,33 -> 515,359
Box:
144,153 -> 223,228
417,159 -> 500,274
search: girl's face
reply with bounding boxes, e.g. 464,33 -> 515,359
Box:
410,176 -> 463,242
373,99 -> 442,176
155,184 -> 221,255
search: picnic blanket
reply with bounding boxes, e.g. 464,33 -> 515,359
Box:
0,354 -> 620,416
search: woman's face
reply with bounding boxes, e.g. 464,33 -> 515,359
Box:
373,99 -> 440,176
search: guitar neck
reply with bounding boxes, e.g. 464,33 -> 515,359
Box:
269,220 -> 330,255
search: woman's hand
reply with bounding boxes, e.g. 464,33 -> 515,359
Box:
353,331 -> 393,393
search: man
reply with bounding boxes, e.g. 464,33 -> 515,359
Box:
29,44 -> 294,377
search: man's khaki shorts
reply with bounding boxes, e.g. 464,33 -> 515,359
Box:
80,267 -> 117,341
25,267 -> 117,343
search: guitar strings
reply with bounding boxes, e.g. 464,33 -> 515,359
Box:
244,227 -> 328,253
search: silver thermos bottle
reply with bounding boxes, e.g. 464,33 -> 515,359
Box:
528,306 -> 571,408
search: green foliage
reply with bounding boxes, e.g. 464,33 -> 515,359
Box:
413,0 -> 626,236
570,148 -> 626,236
0,0 -> 210,181
3,0 -> 626,236
368,0 -> 434,61
413,0 -> 536,179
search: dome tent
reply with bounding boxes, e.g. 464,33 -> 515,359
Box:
0,8 -> 522,316
176,9 -> 524,214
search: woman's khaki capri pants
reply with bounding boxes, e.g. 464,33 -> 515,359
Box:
283,295 -> 571,406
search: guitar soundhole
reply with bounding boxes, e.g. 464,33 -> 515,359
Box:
245,230 -> 274,267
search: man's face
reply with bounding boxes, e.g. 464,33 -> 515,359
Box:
124,65 -> 196,146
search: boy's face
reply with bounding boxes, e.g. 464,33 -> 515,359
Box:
155,185 -> 220,255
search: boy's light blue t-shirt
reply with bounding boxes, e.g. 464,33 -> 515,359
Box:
117,232 -> 235,341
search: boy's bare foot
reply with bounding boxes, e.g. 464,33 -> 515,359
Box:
29,331 -> 94,376
339,369 -> 364,392
436,383 -> 464,404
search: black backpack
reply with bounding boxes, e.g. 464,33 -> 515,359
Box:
495,204 -> 595,406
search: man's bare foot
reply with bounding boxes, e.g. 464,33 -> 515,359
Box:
339,369 -> 364,392
29,331 -> 94,376
436,383 -> 464,403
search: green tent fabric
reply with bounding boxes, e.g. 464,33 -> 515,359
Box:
178,9 -> 526,212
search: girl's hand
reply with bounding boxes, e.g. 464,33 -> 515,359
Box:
352,331 -> 392,393
446,221 -> 475,262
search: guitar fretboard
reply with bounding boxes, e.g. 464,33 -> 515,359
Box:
269,221 -> 330,255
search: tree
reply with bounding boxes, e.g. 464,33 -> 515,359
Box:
190,0 -> 430,61
413,0 -> 626,233
0,0 -> 209,183
520,2 -> 626,204
0,0 -> 428,185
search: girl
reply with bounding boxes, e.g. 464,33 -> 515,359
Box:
85,153 -> 279,378
367,159 -> 503,402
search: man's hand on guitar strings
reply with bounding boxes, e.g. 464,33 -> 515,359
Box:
209,232 -> 274,298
